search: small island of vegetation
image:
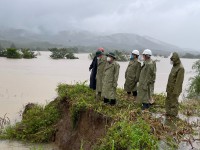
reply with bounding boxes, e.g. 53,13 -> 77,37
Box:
49,47 -> 79,59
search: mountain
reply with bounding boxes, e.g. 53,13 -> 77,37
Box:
0,28 -> 192,55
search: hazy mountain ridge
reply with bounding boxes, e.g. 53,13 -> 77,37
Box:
0,28 -> 195,55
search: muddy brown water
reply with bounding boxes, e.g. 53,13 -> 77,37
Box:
0,52 -> 198,149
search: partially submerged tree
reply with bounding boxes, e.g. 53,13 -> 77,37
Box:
21,48 -> 37,59
49,48 -> 79,59
6,48 -> 23,59
0,48 -> 36,59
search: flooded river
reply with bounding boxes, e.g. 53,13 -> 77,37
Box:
0,51 -> 198,149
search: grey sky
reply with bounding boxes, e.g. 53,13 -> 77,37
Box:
0,0 -> 200,49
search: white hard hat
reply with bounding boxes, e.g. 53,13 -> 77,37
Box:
132,50 -> 139,56
142,49 -> 152,56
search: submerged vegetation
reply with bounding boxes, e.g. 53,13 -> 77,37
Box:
89,50 -> 129,62
187,59 -> 200,99
0,48 -> 37,59
49,47 -> 79,59
1,82 -> 199,149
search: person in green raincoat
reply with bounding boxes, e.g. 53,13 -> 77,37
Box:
124,50 -> 141,100
102,52 -> 120,105
137,49 -> 156,110
96,51 -> 106,100
165,52 -> 184,117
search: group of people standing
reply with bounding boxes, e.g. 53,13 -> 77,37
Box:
89,48 -> 184,117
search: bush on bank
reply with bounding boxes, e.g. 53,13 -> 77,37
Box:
188,59 -> 200,99
0,102 -> 61,142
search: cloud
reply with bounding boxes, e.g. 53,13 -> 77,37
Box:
0,0 -> 200,49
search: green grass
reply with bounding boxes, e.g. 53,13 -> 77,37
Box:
95,119 -> 158,150
0,102 -> 61,142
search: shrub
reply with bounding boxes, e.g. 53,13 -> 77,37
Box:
6,48 -> 22,59
0,103 -> 61,142
49,48 -> 79,59
21,48 -> 37,59
187,60 -> 200,99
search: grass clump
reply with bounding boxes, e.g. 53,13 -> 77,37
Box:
0,102 -> 61,142
95,119 -> 158,150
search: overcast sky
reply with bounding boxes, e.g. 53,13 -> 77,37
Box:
0,0 -> 200,49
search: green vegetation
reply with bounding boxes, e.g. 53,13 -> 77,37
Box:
0,83 -> 197,149
0,101 -> 61,142
21,48 -> 37,59
114,50 -> 129,62
6,48 -> 23,58
96,119 -> 158,150
187,60 -> 200,99
0,48 -> 36,59
89,50 -> 129,62
49,47 -> 79,59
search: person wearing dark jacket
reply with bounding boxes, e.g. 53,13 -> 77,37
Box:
89,54 -> 98,90
89,48 -> 105,90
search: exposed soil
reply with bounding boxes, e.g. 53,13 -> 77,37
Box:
54,99 -> 111,150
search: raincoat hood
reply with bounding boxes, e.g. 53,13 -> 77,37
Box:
171,52 -> 181,66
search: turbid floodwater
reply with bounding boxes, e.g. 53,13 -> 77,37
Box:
0,51 -> 198,149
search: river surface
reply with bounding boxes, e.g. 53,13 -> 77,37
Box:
0,51 -> 198,149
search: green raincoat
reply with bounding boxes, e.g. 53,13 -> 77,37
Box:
96,56 -> 107,93
102,61 -> 120,99
165,52 -> 185,117
137,59 -> 156,103
124,60 -> 141,92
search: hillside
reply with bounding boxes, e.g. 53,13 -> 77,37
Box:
0,28 -> 193,55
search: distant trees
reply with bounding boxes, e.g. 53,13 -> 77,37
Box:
21,48 -> 37,59
6,48 -> 23,58
0,48 -> 36,59
49,47 -> 79,59
182,53 -> 200,59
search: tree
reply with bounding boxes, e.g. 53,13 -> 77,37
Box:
49,48 -> 79,59
6,48 -> 22,59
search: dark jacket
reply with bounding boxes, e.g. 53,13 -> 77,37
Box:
89,56 -> 98,90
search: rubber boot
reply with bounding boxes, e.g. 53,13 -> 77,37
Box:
104,98 -> 109,104
110,99 -> 116,106
142,103 -> 150,110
